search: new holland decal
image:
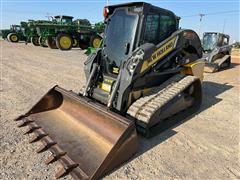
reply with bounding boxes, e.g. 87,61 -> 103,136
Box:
141,37 -> 177,72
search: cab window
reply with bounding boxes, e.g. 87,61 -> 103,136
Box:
223,37 -> 229,45
218,36 -> 223,46
143,14 -> 159,44
159,15 -> 176,42
143,13 -> 176,45
15,26 -> 21,31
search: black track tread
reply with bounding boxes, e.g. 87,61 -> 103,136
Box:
127,74 -> 198,124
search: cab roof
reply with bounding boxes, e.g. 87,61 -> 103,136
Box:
106,2 -> 179,19
204,32 -> 229,38
54,15 -> 73,19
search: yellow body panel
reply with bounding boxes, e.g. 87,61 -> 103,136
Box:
97,78 -> 114,93
141,37 -> 177,73
104,79 -> 113,84
113,67 -> 119,74
97,82 -> 112,92
181,60 -> 205,81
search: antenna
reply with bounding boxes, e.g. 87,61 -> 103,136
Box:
107,0 -> 109,5
222,19 -> 226,33
199,13 -> 205,21
198,13 -> 205,38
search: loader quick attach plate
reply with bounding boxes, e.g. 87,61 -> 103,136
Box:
15,86 -> 138,179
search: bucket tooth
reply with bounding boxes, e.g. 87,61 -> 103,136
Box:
24,122 -> 41,135
29,129 -> 48,143
55,165 -> 77,179
37,137 -> 56,153
55,156 -> 78,179
45,154 -> 62,165
18,119 -> 33,127
45,145 -> 66,165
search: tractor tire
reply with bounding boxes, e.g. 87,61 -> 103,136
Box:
72,38 -> 79,48
56,33 -> 73,51
31,36 -> 40,46
90,35 -> 102,48
46,37 -> 57,49
7,33 -> 19,43
38,36 -> 48,47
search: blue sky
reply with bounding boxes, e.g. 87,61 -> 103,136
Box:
1,0 -> 239,42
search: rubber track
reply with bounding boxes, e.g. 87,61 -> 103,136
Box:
127,74 -> 198,125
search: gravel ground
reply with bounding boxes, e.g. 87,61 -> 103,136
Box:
0,40 -> 239,179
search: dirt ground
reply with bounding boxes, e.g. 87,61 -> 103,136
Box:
0,40 -> 239,179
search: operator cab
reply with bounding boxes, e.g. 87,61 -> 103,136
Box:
87,2 -> 180,105
74,19 -> 91,26
20,22 -> 27,31
54,15 -> 74,24
102,2 -> 179,76
11,25 -> 22,32
202,32 -> 230,53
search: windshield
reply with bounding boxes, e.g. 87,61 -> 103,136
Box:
61,18 -> 71,23
55,18 -> 61,23
202,33 -> 218,52
103,8 -> 138,73
12,26 -> 21,31
55,17 -> 72,24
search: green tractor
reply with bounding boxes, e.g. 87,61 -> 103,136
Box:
20,21 -> 30,43
84,22 -> 105,55
34,15 -> 104,50
22,20 -> 52,46
73,19 -> 104,50
0,28 -> 12,40
0,24 -> 26,42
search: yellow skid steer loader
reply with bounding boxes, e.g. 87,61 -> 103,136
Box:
16,2 -> 204,179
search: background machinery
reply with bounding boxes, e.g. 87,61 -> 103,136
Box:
22,19 -> 52,46
202,32 -> 232,72
34,15 -> 104,50
16,2 -> 204,179
0,24 -> 26,42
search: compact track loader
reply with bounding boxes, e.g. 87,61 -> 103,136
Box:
16,2 -> 204,179
202,32 -> 232,72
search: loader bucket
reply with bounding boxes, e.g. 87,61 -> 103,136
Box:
16,86 -> 138,179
